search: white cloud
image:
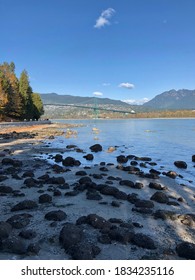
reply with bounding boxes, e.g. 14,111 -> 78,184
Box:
93,91 -> 103,96
94,8 -> 116,29
119,82 -> 135,89
123,98 -> 150,105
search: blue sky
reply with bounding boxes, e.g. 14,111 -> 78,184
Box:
1,0 -> 195,104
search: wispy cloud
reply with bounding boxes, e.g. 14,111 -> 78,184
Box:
94,8 -> 116,29
102,82 -> 111,86
123,98 -> 150,105
93,91 -> 103,96
119,82 -> 135,89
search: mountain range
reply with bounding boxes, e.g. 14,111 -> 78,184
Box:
40,89 -> 195,111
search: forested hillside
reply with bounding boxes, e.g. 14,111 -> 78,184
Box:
0,62 -> 44,121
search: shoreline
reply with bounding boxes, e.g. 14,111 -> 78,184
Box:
0,124 -> 195,260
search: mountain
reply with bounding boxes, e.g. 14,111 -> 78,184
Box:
143,89 -> 195,110
40,93 -> 130,107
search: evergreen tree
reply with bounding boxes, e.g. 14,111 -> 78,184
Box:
31,93 -> 44,120
19,70 -> 33,119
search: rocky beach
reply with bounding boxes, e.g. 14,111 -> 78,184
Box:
0,122 -> 195,260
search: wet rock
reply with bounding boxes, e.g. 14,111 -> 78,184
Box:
166,171 -> 178,179
176,242 -> 195,260
119,180 -> 135,188
148,182 -> 166,190
99,167 -> 108,172
123,166 -> 140,172
37,173 -> 50,182
54,154 -> 63,162
150,191 -> 169,204
0,185 -> 13,193
86,190 -> 102,200
24,177 -> 39,187
113,190 -> 128,200
78,176 -> 92,185
108,218 -> 124,224
68,241 -> 101,260
92,174 -> 103,180
117,155 -> 128,164
132,233 -> 157,249
86,214 -> 111,230
59,223 -> 83,250
75,171 -> 87,176
76,216 -> 88,225
11,200 -> 38,211
153,210 -> 178,220
149,169 -> 161,175
2,158 -> 23,167
7,213 -> 32,229
98,234 -> 111,244
108,227 -> 134,244
130,160 -> 138,166
134,156 -> 152,161
0,222 -> 12,239
22,171 -> 35,178
27,243 -> 41,255
132,207 -> 153,214
83,154 -> 94,161
0,236 -> 27,254
100,185 -> 119,196
192,155 -> 195,162
45,210 -> 67,221
167,201 -> 180,206
52,164 -> 65,173
174,161 -> 187,169
53,189 -> 62,196
65,190 -> 80,196
111,201 -> 121,207
39,194 -> 52,204
133,182 -> 144,189
66,145 -> 77,149
19,229 -> 37,239
135,200 -> 154,208
127,193 -> 139,204
89,144 -> 102,153
62,157 -> 81,167
48,176 -> 65,185
0,175 -> 8,182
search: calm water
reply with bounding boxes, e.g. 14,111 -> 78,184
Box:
45,119 -> 195,187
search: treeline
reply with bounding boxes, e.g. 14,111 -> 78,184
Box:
0,62 -> 44,121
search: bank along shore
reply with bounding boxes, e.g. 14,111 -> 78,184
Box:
0,121 -> 195,260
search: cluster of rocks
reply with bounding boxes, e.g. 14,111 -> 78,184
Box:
0,145 -> 195,260
0,131 -> 37,141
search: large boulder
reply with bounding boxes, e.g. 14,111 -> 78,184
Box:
150,191 -> 169,204
62,157 -> 81,167
174,161 -> 187,169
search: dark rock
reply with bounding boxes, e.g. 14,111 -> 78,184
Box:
11,200 -> 38,211
100,185 -> 119,196
134,156 -> 152,161
143,173 -> 159,179
111,201 -> 120,207
75,171 -> 87,176
149,169 -> 161,175
119,180 -> 135,188
54,154 -> 63,162
24,177 -> 39,187
108,218 -> 124,224
123,166 -> 140,172
0,175 -> 9,182
150,191 -> 169,204
132,207 -> 153,214
0,185 -> 13,193
98,234 -> 111,244
37,173 -> 50,182
68,241 -> 101,260
0,221 -> 12,239
22,171 -> 35,178
113,190 -> 128,200
65,190 -> 80,196
53,189 -> 62,196
131,160 -> 138,166
174,161 -> 187,169
66,145 -> 77,149
117,155 -> 128,164
99,167 -> 108,172
39,194 -> 52,203
176,242 -> 195,260
7,213 -> 32,229
19,229 -> 37,239
132,222 -> 143,228
148,182 -> 166,190
78,176 -> 92,185
86,214 -> 111,230
153,210 -> 178,220
192,155 -> 195,162
86,190 -> 102,200
167,201 -> 180,206
134,182 -> 144,189
166,171 -> 178,179
48,177 -> 65,185
2,158 -> 23,167
27,243 -> 41,255
1,236 -> 27,254
52,164 -> 65,173
120,222 -> 134,229
108,227 -> 134,244
127,193 -> 139,204
135,200 -> 154,208
45,210 -> 67,221
92,174 -> 103,179
59,223 -> 83,250
132,233 -> 157,249
83,154 -> 94,161
62,156 -> 81,166
89,144 -> 102,153
76,216 -> 88,225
